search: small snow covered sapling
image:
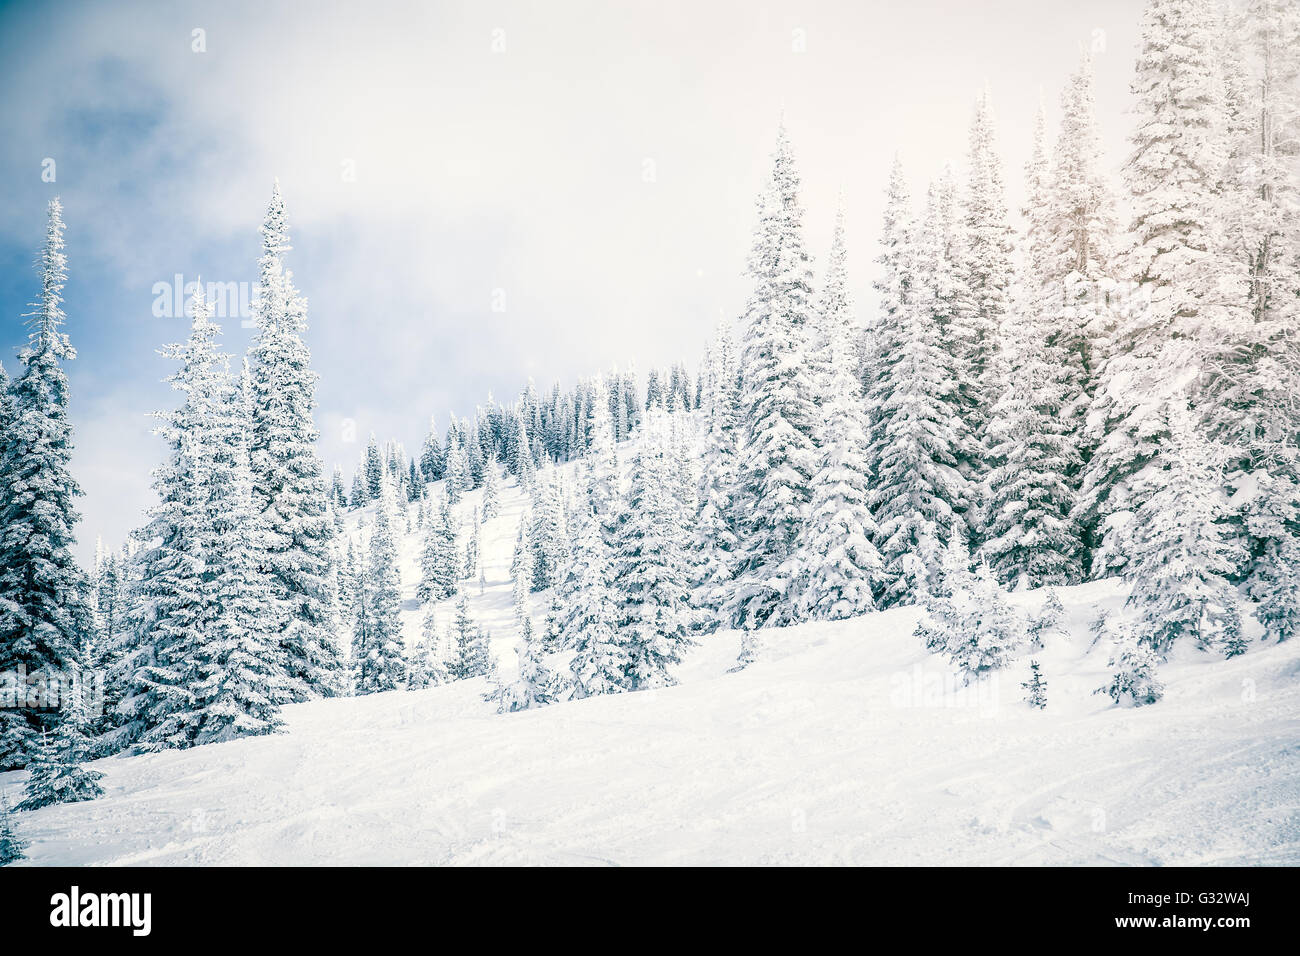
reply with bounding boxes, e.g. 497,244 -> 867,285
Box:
407,603 -> 448,691
728,629 -> 760,673
915,532 -> 1024,683
1022,660 -> 1047,710
1027,590 -> 1066,649
1220,627 -> 1248,660
18,706 -> 105,811
485,616 -> 564,714
1097,626 -> 1164,707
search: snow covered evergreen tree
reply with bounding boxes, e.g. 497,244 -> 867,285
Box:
980,110 -> 1084,590
128,287 -> 230,751
1124,404 -> 1244,655
489,594 -> 563,713
793,329 -> 883,620
1080,0 -> 1251,579
1022,660 -> 1047,709
1027,589 -> 1067,649
464,507 -> 480,578
511,416 -> 535,489
808,201 -> 855,408
362,435 -> 383,503
352,475 -> 406,694
1098,622 -> 1165,706
407,603 -> 449,690
1044,49 -> 1121,463
419,414 -> 444,482
692,323 -> 742,626
868,163 -> 967,606
444,431 -> 469,504
727,123 -> 820,629
541,590 -> 565,652
511,517 -> 535,620
561,374 -> 629,696
957,89 -> 1016,501
481,458 -> 501,520
564,497 -> 629,698
1251,498 -> 1300,642
246,182 -> 343,700
581,373 -> 620,519
448,597 -> 490,680
915,531 -> 1023,683
529,463 -> 568,590
614,414 -> 694,690
418,493 -> 459,603
0,199 -> 95,770
192,343 -> 288,745
1217,1 -> 1300,634
17,694 -> 103,810
981,95 -> 1086,587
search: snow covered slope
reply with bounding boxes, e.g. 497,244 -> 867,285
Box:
5,466 -> 1297,866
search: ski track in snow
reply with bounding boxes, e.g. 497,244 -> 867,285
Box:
5,462 -> 1299,866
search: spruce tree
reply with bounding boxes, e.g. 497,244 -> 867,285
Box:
464,507 -> 480,578
1219,1 -> 1300,625
419,414 -> 444,481
363,434 -> 383,502
481,458 -> 501,520
980,304 -> 1082,586
530,463 -> 568,590
0,199 -> 95,770
418,493 -> 459,603
511,416 -> 535,489
17,694 -> 103,810
915,531 -> 1023,683
129,287 -> 229,751
1027,589 -> 1067,649
1044,49 -> 1120,459
1250,478 -> 1300,642
489,597 -> 562,712
809,201 -> 855,408
512,516 -> 535,619
727,123 -> 819,628
794,331 -> 883,620
541,590 -> 565,652
192,364 -> 288,745
1022,660 -> 1047,710
1125,404 -> 1244,655
565,498 -> 628,697
247,182 -> 342,699
448,597 -> 490,680
1081,0 -> 1251,579
444,432 -> 469,504
352,475 -> 406,694
407,602 -> 449,690
868,165 -> 968,606
693,323 -> 741,627
1098,621 -> 1165,706
958,89 -> 1016,499
614,414 -> 694,690
979,96 -> 1087,588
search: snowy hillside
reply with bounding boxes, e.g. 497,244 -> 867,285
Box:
5,465 -> 1297,866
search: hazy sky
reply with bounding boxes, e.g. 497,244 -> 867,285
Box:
0,0 -> 1143,562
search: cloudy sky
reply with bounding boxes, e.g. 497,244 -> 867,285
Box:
0,0 -> 1142,562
